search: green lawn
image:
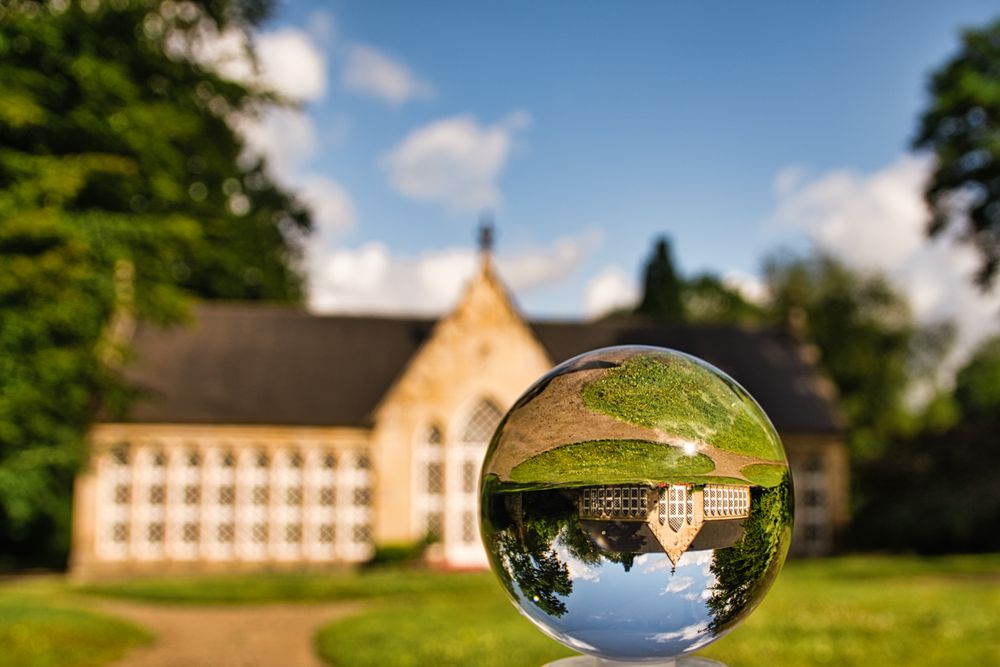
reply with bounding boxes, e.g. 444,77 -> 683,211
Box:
509,439 -> 716,486
582,353 -> 784,461
0,577 -> 151,667
79,568 -> 489,605
4,555 -> 999,667
316,554 -> 1000,667
740,463 -> 787,488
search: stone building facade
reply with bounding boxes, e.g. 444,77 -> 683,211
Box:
71,255 -> 846,577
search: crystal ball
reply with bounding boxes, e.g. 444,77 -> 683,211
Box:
480,346 -> 793,662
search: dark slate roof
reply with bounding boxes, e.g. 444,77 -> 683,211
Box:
121,304 -> 842,433
580,518 -> 745,554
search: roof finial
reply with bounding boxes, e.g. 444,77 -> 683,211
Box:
477,211 -> 495,255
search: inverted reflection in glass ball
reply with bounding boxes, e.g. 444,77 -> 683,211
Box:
479,346 -> 793,663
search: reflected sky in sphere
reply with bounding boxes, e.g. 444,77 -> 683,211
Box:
516,546 -> 721,659
480,346 -> 793,662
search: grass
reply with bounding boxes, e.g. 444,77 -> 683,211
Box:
315,554 -> 1000,667
509,439 -> 715,486
740,463 -> 788,488
80,568 -> 489,605
582,353 -> 784,461
0,577 -> 151,667
6,554 -> 999,667
314,583 -> 574,667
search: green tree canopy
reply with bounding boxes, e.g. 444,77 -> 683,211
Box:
0,0 -> 310,567
764,252 -> 925,460
954,335 -> 1000,417
632,236 -> 763,325
914,17 -> 1000,287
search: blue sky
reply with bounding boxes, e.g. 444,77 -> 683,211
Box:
226,1 -> 999,356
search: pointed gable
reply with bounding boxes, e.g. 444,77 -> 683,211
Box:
374,256 -> 554,419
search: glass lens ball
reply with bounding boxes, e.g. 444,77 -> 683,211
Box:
479,346 -> 793,662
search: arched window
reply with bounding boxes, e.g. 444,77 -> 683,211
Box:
461,400 -> 502,444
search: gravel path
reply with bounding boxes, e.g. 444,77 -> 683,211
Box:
98,599 -> 363,667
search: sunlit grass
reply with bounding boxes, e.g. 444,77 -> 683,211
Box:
0,577 -> 151,667
314,584 -> 574,667
740,463 -> 787,487
315,554 -> 1000,667
79,568 -> 488,605
510,439 -> 715,485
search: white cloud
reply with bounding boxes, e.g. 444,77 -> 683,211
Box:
662,575 -> 694,595
255,28 -> 327,101
299,176 -> 356,236
723,269 -> 768,304
342,45 -> 432,106
382,111 -> 532,212
774,154 -> 1000,379
648,621 -> 709,645
235,108 -> 317,177
194,20 -> 355,244
584,265 -> 639,318
308,232 -> 596,315
188,24 -> 326,102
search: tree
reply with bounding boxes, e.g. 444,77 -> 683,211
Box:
682,273 -> 764,326
763,252 -> 921,460
954,335 -> 1000,417
0,0 -> 309,567
636,236 -> 684,320
914,18 -> 1000,287
851,336 -> 1000,554
631,237 -> 764,325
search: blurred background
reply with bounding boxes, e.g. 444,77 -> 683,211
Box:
1,1 -> 999,666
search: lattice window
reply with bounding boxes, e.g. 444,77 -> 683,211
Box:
237,450 -> 271,561
133,446 -> 167,561
668,485 -> 688,531
426,462 -> 443,494
426,512 -> 443,541
414,424 -> 445,543
111,446 -> 130,466
461,512 -> 476,542
114,484 -> 130,504
303,448 -> 338,562
462,461 -> 477,493
352,524 -> 370,544
352,488 -> 371,507
461,400 -> 502,443
581,486 -> 649,520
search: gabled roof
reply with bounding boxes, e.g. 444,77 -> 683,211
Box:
119,303 -> 842,433
579,518 -> 745,555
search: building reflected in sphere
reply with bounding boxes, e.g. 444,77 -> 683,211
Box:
480,346 -> 793,662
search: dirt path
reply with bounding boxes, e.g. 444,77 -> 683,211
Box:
97,599 -> 363,667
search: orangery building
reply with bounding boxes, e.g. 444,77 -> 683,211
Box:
71,252 -> 846,577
